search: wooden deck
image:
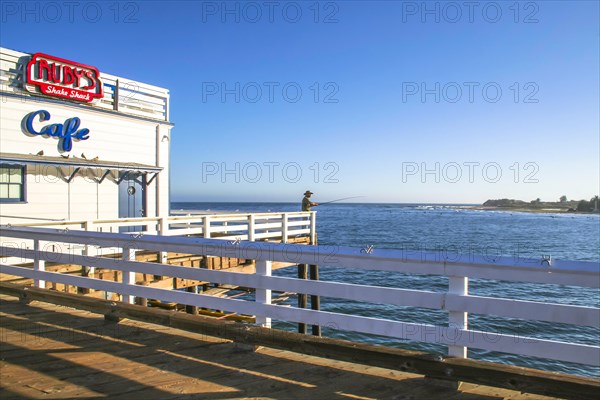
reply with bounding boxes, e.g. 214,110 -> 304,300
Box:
0,294 -> 560,400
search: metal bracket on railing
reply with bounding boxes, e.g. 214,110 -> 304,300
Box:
60,228 -> 69,233
229,237 -> 241,245
422,353 -> 444,362
361,245 -> 374,254
133,233 -> 144,239
4,224 -> 12,229
541,255 -> 552,267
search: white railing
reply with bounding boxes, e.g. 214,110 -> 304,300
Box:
1,212 -> 315,266
4,211 -> 315,244
165,212 -> 315,242
100,76 -> 169,122
0,225 -> 599,368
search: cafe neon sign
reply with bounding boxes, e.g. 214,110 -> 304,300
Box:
25,53 -> 103,103
24,110 -> 90,152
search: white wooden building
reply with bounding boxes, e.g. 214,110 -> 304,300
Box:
0,47 -> 172,225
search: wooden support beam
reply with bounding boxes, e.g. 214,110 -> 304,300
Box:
309,264 -> 321,337
297,264 -> 307,334
145,172 -> 158,186
186,285 -> 198,315
65,167 -> 81,183
97,170 -> 112,184
1,282 -> 597,400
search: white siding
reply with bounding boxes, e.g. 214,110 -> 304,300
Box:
1,99 -> 159,165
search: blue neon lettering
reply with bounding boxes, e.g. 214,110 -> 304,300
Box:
25,110 -> 50,134
23,110 -> 91,152
41,124 -> 61,137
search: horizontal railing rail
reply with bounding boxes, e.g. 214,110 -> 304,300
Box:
4,211 -> 315,243
0,225 -> 598,368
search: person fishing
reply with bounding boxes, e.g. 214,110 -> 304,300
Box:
302,190 -> 319,211
302,193 -> 365,211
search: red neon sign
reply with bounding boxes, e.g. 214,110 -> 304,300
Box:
26,53 -> 103,103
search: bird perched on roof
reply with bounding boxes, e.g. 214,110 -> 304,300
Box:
36,150 -> 44,156
81,153 -> 87,159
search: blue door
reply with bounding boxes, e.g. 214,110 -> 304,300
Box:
118,172 -> 146,232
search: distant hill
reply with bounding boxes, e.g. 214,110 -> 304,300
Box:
483,199 -> 529,207
481,197 -> 599,213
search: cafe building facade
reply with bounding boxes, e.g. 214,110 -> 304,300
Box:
0,47 -> 173,225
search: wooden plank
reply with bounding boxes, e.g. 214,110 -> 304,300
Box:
159,349 -> 317,392
1,283 -> 597,399
0,332 -> 557,400
1,321 -> 226,366
0,361 -> 104,399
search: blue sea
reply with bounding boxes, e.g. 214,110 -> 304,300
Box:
172,202 -> 600,377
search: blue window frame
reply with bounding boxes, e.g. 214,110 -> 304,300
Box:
0,164 -> 26,202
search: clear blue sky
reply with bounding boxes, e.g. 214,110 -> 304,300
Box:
2,1 -> 598,204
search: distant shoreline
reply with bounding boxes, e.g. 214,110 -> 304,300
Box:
466,206 -> 598,215
475,198 -> 599,215
170,201 -> 599,215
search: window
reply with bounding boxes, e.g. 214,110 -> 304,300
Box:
0,164 -> 25,202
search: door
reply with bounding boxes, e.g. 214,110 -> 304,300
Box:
118,172 -> 146,232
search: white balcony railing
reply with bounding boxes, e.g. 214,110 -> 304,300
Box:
3,211 -> 315,247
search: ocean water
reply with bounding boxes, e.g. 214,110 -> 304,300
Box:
172,202 -> 600,377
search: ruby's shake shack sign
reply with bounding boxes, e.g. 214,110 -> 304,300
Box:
25,53 -> 103,103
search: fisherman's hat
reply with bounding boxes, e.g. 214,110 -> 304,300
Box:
304,190 -> 314,195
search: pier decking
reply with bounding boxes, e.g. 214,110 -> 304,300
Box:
1,293 -> 557,400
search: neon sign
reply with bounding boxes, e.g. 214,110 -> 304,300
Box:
25,53 -> 103,103
24,110 -> 90,152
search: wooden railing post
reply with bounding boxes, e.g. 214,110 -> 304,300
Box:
281,213 -> 288,243
248,215 -> 255,241
80,221 -> 94,294
203,216 -> 213,271
186,285 -> 198,315
158,217 -> 168,264
310,211 -> 317,244
82,221 -> 95,278
203,216 -> 211,239
298,263 -> 308,334
159,216 -> 167,235
223,220 -> 228,236
448,276 -> 468,358
309,264 -> 321,336
255,259 -> 272,328
33,239 -> 45,289
122,247 -> 136,304
114,78 -> 120,111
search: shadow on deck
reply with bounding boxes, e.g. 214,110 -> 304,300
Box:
0,294 -> 561,400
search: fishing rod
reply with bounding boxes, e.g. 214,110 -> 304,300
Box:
317,196 -> 365,205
